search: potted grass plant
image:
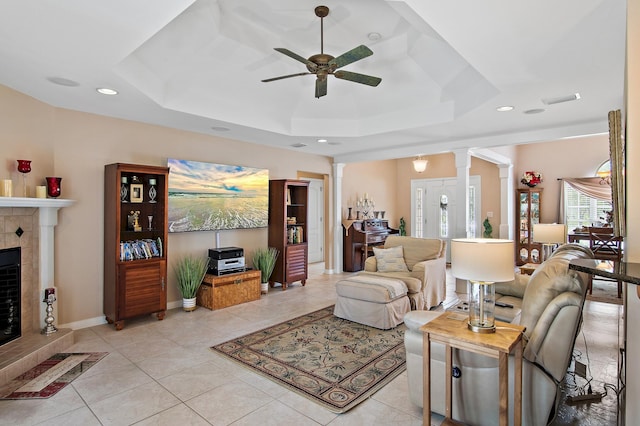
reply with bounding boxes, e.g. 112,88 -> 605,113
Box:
253,247 -> 279,294
175,255 -> 209,311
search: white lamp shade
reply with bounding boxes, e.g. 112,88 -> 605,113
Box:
533,223 -> 567,244
412,158 -> 428,173
451,238 -> 514,283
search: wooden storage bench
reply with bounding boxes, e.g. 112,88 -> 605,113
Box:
197,270 -> 261,310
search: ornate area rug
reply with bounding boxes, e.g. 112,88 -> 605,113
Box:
0,352 -> 107,399
211,306 -> 406,413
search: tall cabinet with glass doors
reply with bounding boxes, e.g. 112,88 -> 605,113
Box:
516,188 -> 542,265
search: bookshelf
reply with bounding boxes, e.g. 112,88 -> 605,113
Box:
103,163 -> 169,330
268,179 -> 309,290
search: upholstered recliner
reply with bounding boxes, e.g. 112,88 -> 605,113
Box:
361,236 -> 447,310
404,244 -> 593,426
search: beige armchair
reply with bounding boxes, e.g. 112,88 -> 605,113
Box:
403,244 -> 593,426
361,236 -> 446,310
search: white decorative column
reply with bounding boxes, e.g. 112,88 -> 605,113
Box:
498,163 -> 514,240
332,162 -> 345,274
453,149 -> 471,238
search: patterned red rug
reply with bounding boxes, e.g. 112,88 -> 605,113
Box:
0,352 -> 108,399
211,306 -> 406,413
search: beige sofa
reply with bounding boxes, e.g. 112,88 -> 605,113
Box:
403,243 -> 593,426
361,236 -> 447,310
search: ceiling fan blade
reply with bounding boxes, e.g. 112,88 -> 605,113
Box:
262,72 -> 311,83
315,77 -> 327,98
334,70 -> 382,87
328,45 -> 373,69
274,48 -> 317,72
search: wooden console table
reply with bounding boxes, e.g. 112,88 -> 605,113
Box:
420,312 -> 525,426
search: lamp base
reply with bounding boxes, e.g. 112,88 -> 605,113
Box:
467,280 -> 496,334
541,243 -> 557,262
468,322 -> 496,333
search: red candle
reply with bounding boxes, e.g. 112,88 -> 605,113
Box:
44,288 -> 55,298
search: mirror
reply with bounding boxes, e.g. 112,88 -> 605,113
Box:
608,109 -> 625,237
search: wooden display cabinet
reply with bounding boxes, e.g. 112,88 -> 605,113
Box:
104,163 -> 169,330
268,179 -> 309,290
516,187 -> 542,265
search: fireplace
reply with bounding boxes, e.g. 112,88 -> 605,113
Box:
0,198 -> 75,387
0,247 -> 20,346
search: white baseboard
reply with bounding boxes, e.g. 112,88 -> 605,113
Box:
60,301 -> 183,330
59,315 -> 107,330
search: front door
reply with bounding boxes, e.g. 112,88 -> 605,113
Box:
412,176 -> 481,262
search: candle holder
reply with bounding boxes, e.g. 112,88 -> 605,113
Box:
17,160 -> 31,197
148,178 -> 157,203
120,176 -> 129,202
45,177 -> 62,198
42,288 -> 58,335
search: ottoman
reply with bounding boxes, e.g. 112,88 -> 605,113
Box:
333,275 -> 411,329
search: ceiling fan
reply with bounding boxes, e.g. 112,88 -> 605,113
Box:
262,5 -> 382,98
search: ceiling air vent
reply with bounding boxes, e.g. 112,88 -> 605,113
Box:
541,93 -> 581,105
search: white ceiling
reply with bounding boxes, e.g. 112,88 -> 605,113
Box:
0,0 -> 626,163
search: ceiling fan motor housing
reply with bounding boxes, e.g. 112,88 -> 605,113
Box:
307,53 -> 335,73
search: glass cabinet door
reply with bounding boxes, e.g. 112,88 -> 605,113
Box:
516,188 -> 543,265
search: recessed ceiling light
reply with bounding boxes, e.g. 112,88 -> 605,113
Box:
96,87 -> 118,95
367,32 -> 382,41
47,77 -> 79,87
524,108 -> 546,114
211,126 -> 230,132
496,106 -> 514,112
317,138 -> 328,143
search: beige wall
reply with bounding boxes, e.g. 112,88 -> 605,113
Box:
514,134 -> 609,223
342,160 -> 398,225
0,85 -> 332,326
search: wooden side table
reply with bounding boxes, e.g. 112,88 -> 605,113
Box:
420,312 -> 525,426
519,262 -> 539,275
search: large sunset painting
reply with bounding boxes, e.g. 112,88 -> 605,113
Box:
167,158 -> 269,232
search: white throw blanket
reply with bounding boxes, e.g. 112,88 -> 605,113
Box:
343,275 -> 408,299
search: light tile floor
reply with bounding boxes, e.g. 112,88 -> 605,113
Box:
0,265 -> 622,425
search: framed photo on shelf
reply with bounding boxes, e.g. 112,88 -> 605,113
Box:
130,183 -> 143,203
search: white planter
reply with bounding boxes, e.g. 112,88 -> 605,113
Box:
183,297 -> 197,312
261,282 -> 269,294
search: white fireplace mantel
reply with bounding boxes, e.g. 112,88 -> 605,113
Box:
0,197 -> 74,209
0,196 -> 74,325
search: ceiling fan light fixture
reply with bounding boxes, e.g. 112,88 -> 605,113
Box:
261,5 -> 381,98
413,156 -> 428,173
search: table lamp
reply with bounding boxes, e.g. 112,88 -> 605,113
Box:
533,223 -> 567,262
451,238 -> 515,333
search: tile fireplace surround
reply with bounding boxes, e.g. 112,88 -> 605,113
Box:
0,197 -> 74,386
